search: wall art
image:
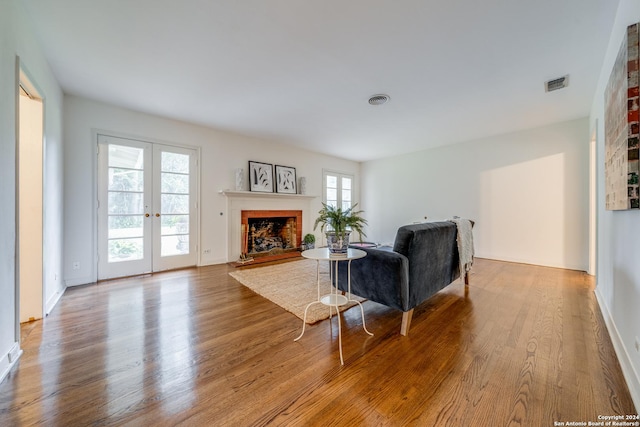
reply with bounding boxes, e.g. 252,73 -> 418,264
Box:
249,161 -> 273,193
605,22 -> 639,210
275,165 -> 297,194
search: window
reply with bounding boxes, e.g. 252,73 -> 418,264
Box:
323,170 -> 354,210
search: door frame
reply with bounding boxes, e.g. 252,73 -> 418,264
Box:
93,130 -> 201,280
588,121 -> 598,277
15,58 -> 45,327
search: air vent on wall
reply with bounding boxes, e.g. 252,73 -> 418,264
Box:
545,75 -> 569,92
368,94 -> 390,105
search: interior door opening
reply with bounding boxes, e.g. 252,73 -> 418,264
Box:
17,70 -> 44,323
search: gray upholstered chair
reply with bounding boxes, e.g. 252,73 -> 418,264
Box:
337,221 -> 471,335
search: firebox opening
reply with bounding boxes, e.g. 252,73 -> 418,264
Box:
248,217 -> 296,255
241,210 -> 302,261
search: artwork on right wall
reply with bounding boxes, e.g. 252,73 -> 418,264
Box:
605,22 -> 639,210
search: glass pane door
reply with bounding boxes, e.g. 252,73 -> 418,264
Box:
98,136 -> 152,280
107,144 -> 145,262
98,137 -> 198,280
153,144 -> 197,271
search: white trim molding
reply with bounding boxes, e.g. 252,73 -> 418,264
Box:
595,287 -> 640,411
0,342 -> 22,385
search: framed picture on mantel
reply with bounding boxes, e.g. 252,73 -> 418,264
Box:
275,165 -> 297,194
249,161 -> 273,193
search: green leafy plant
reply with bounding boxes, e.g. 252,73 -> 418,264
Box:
313,203 -> 368,242
109,239 -> 139,259
303,233 -> 316,244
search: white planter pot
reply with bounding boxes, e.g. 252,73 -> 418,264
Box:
326,231 -> 351,253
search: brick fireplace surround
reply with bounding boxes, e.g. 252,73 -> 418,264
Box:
241,209 -> 303,263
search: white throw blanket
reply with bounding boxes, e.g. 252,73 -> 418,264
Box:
450,218 -> 474,279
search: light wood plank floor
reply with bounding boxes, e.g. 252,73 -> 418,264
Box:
0,258 -> 636,426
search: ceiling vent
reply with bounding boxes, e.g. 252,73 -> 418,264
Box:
545,75 -> 569,92
368,94 -> 390,105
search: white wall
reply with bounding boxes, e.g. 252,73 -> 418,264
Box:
0,0 -> 65,382
590,0 -> 640,409
63,95 -> 360,285
361,118 -> 589,271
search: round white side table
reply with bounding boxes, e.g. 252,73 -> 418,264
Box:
294,248 -> 373,365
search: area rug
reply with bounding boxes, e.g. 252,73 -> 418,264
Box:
229,259 -> 364,324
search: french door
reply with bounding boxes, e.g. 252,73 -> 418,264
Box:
97,135 -> 198,280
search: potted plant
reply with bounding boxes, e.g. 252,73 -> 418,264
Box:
314,203 -> 367,253
302,233 -> 316,250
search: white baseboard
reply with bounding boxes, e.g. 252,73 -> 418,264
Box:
595,288 -> 640,411
199,257 -> 228,266
475,253 -> 586,272
45,285 -> 66,315
0,342 -> 22,385
65,276 -> 94,287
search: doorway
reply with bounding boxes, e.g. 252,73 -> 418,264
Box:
17,72 -> 44,323
589,124 -> 597,276
97,134 -> 199,280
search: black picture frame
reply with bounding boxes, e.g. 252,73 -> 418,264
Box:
275,165 -> 297,194
248,161 -> 274,192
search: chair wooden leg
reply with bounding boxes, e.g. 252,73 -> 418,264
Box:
400,309 -> 414,336
464,271 -> 470,297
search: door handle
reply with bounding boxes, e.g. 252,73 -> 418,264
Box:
145,213 -> 150,217
155,213 -> 160,217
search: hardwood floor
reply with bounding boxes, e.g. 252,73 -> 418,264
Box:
0,259 -> 636,426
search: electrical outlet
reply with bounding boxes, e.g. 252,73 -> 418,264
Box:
203,249 -> 211,254
72,261 -> 80,271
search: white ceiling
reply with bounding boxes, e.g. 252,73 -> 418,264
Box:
23,0 -> 619,162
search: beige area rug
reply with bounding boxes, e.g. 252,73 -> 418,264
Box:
229,259 -> 364,324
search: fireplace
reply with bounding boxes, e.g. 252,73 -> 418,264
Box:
220,190 -> 314,265
241,210 -> 302,263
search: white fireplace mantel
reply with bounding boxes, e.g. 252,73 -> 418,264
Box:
220,190 -> 317,262
219,190 -> 316,200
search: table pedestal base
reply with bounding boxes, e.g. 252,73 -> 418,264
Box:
294,296 -> 372,365
294,250 -> 372,365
